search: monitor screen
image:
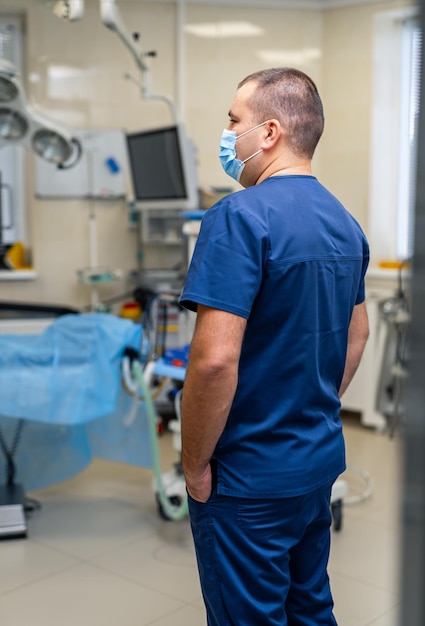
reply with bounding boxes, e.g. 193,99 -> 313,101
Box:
126,124 -> 198,210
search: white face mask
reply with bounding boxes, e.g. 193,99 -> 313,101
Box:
219,121 -> 269,182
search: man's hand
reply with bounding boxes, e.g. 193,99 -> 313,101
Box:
185,463 -> 212,503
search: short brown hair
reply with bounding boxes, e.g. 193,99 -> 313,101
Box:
238,67 -> 324,158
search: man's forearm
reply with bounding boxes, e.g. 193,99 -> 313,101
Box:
181,359 -> 237,480
339,301 -> 369,398
338,341 -> 367,397
180,305 -> 246,501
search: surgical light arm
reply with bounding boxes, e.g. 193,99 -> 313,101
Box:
100,0 -> 178,122
100,0 -> 148,73
53,0 -> 178,123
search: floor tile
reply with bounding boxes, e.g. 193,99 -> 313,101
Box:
0,539 -> 77,594
27,493 -> 157,559
0,418 -> 404,626
330,512 -> 400,595
145,604 -> 206,626
92,520 -> 203,604
0,562 -> 184,626
367,604 -> 401,626
26,457 -> 170,559
330,571 -> 399,626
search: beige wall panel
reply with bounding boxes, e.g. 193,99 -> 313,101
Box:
26,0 -> 177,130
321,0 -> 415,233
185,4 -> 323,190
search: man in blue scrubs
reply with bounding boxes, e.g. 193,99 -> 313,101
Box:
180,67 -> 370,625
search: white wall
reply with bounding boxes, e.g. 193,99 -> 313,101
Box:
320,0 -> 415,244
184,4 -> 323,188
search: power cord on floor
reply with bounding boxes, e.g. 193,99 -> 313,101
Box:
24,497 -> 42,515
343,463 -> 374,505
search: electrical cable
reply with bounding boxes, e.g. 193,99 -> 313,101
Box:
24,496 -> 42,515
343,463 -> 374,506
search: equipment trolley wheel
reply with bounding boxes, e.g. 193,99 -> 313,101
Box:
331,499 -> 343,532
155,493 -> 183,521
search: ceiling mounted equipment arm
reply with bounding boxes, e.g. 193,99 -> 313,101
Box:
99,0 -> 179,123
53,1 -> 179,123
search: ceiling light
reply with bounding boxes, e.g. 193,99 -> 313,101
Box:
185,21 -> 264,39
257,48 -> 322,65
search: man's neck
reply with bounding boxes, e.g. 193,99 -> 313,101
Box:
256,161 -> 312,184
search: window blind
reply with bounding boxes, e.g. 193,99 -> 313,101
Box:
397,19 -> 422,261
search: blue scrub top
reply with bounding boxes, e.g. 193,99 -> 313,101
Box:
181,175 -> 369,498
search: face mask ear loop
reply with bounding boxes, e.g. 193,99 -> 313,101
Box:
242,149 -> 263,164
236,120 -> 269,141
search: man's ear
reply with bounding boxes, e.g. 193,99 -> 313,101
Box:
262,119 -> 282,151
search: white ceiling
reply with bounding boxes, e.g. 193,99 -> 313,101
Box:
187,0 -> 380,5
128,0 -> 385,7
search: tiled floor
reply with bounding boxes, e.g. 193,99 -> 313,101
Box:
0,414 -> 402,626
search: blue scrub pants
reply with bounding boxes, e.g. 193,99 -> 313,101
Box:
188,482 -> 337,626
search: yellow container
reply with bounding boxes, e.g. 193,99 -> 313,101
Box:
120,301 -> 142,322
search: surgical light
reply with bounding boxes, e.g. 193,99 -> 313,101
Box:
0,108 -> 28,140
0,59 -> 81,168
0,76 -> 18,102
32,129 -> 73,164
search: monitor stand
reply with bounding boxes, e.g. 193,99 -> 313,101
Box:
0,483 -> 27,539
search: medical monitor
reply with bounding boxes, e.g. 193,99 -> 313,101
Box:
126,123 -> 198,211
